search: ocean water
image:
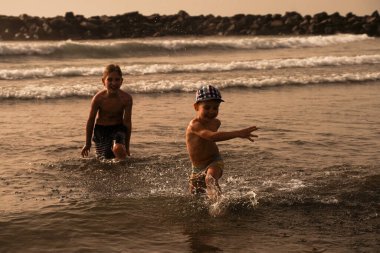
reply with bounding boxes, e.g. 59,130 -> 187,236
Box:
0,34 -> 379,252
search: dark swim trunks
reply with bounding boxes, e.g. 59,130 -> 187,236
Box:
93,124 -> 128,159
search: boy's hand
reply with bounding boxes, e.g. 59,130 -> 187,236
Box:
81,144 -> 91,157
239,126 -> 258,142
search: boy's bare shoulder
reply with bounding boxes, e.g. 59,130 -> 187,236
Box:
94,89 -> 107,97
119,90 -> 133,102
186,119 -> 199,140
188,117 -> 200,128
193,118 -> 221,137
92,90 -> 107,102
187,117 -> 220,131
186,118 -> 195,133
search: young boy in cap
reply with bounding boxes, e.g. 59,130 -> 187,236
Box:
186,85 -> 258,200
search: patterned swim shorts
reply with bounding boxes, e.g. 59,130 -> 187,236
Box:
93,124 -> 127,159
189,156 -> 224,194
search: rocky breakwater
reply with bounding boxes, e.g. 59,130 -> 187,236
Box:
0,10 -> 379,40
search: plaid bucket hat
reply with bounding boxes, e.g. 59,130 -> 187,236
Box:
195,85 -> 224,103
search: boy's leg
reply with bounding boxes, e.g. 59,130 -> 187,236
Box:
189,173 -> 207,195
112,142 -> 127,160
112,131 -> 127,160
205,166 -> 223,200
93,125 -> 113,159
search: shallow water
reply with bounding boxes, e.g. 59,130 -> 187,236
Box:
1,35 -> 380,252
1,85 -> 380,252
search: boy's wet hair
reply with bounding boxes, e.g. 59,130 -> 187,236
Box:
103,64 -> 122,78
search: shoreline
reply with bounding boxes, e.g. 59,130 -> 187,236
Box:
0,10 -> 379,41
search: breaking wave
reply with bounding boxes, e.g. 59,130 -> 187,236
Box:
0,34 -> 371,57
1,71 -> 379,99
1,54 -> 379,80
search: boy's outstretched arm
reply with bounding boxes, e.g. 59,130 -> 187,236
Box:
191,122 -> 258,142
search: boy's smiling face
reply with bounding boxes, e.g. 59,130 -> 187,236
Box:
102,71 -> 123,94
194,100 -> 221,120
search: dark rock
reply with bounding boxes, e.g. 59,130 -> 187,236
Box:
65,12 -> 75,20
0,10 -> 379,40
313,12 -> 329,23
371,10 -> 379,18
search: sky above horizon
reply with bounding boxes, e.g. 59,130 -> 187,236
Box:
1,0 -> 379,17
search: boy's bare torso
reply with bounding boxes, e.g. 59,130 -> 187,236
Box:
186,117 -> 221,167
94,90 -> 132,126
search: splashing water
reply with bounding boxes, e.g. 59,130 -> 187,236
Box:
208,189 -> 258,217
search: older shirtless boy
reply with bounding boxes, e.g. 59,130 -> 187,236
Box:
81,64 -> 132,160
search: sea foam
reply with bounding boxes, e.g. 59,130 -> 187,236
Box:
0,34 -> 371,57
1,54 -> 379,80
1,71 -> 379,99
